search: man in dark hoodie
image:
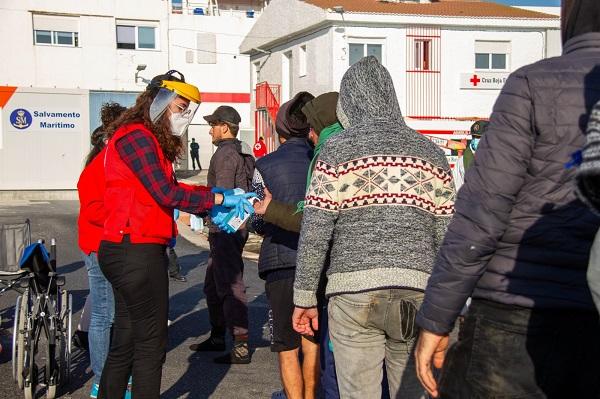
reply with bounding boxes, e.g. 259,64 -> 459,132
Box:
415,1 -> 600,397
189,105 -> 256,364
251,91 -> 320,399
292,57 -> 455,399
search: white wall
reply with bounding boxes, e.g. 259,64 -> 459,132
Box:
439,28 -> 546,119
167,12 -> 258,169
255,23 -> 553,123
0,1 -> 169,92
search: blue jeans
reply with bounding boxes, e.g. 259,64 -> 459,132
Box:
84,251 -> 115,385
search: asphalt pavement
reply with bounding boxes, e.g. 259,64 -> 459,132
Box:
0,200 -> 281,398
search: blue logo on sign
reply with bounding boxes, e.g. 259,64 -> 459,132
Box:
10,109 -> 32,130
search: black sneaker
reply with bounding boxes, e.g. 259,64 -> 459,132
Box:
189,336 -> 226,352
213,341 -> 251,364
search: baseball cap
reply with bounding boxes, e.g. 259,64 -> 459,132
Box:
470,120 -> 489,138
203,106 -> 241,126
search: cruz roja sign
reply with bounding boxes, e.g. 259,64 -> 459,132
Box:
460,72 -> 510,90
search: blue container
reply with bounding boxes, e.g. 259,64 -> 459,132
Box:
246,9 -> 255,18
194,8 -> 204,15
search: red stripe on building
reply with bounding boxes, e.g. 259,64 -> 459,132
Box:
419,130 -> 459,135
0,86 -> 17,108
201,92 -> 250,103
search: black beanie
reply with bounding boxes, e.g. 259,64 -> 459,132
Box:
276,92 -> 315,139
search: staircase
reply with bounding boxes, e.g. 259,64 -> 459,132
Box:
254,82 -> 281,154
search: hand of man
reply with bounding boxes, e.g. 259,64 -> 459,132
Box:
292,306 -> 319,337
415,329 -> 449,398
253,187 -> 273,215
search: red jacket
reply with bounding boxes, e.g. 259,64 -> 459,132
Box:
102,123 -> 176,245
77,147 -> 106,254
253,139 -> 267,158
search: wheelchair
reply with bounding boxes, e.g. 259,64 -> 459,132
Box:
1,220 -> 72,399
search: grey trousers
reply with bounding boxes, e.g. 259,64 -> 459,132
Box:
328,289 -> 426,399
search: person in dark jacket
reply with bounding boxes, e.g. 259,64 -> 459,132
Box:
190,105 -> 256,364
578,100 -> 600,312
461,119 -> 488,170
189,137 -> 201,170
415,1 -> 600,397
253,92 -> 343,399
250,92 -> 320,399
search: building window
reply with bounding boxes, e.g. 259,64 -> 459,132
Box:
33,14 -> 79,47
349,42 -> 382,66
299,45 -> 307,77
116,22 -> 158,50
475,41 -> 510,71
414,40 -> 431,71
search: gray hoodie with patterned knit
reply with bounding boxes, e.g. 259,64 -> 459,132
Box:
293,56 -> 456,308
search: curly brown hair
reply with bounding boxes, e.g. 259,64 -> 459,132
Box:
101,102 -> 127,129
105,90 -> 183,162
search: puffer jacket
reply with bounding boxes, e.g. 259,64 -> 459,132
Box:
255,137 -> 313,279
417,32 -> 600,335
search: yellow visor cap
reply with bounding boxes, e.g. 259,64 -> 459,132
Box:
161,80 -> 201,104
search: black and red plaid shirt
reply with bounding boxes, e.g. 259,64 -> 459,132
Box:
116,129 -> 214,214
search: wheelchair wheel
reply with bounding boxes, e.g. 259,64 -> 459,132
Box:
12,291 -> 27,389
12,295 -> 21,381
59,290 -> 72,386
47,384 -> 57,399
23,363 -> 37,399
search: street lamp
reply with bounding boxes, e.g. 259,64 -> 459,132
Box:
135,64 -> 148,84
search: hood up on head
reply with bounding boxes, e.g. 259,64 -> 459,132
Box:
562,0 -> 600,44
301,92 -> 339,134
336,56 -> 402,129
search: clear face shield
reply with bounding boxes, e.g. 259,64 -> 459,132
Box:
149,88 -> 200,137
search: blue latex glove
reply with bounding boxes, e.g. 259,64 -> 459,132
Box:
225,193 -> 257,219
212,187 -> 257,219
210,205 -> 230,230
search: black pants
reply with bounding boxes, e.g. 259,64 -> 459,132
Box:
439,299 -> 600,398
98,238 -> 169,399
204,230 -> 248,337
167,247 -> 180,276
191,153 -> 201,170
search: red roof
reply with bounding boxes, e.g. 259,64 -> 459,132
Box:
304,0 -> 558,19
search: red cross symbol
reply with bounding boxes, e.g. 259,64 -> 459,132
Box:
470,74 -> 481,87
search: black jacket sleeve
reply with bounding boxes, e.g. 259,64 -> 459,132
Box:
416,69 -> 536,334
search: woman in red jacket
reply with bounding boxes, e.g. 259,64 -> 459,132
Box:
97,70 -> 253,399
77,102 -> 127,399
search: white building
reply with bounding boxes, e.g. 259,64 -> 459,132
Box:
0,0 -> 266,190
241,0 -> 561,153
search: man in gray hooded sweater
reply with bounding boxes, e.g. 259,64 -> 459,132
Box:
292,56 -> 455,398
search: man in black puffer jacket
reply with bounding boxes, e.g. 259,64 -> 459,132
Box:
415,1 -> 600,398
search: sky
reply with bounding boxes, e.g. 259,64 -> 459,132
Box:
488,0 -> 561,6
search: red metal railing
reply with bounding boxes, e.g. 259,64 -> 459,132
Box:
254,82 -> 281,153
